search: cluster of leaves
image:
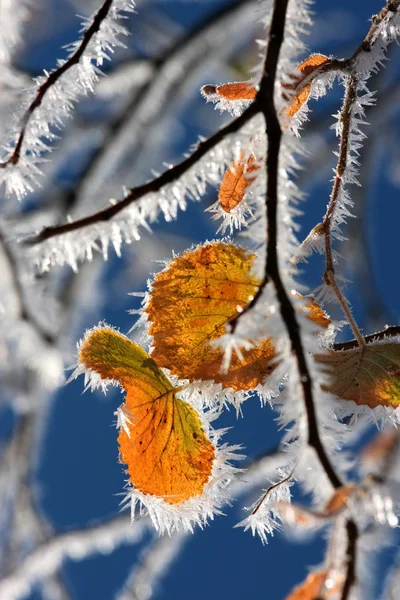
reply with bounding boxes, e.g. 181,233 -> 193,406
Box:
3,0 -> 400,598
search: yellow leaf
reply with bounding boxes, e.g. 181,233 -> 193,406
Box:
145,242 -> 329,392
284,54 -> 329,117
79,326 -> 215,504
315,342 -> 400,409
202,81 -> 257,101
219,153 -> 261,213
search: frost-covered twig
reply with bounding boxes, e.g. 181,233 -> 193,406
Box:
322,75 -> 366,347
24,102 -> 258,245
0,0 -> 135,197
116,533 -> 186,600
0,228 -> 53,343
333,325 -> 400,351
57,0 -> 259,218
0,516 -> 149,600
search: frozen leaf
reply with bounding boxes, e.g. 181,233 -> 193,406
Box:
79,326 -> 215,504
315,341 -> 400,409
302,295 -> 330,329
219,153 -> 261,213
284,54 -> 330,117
201,81 -> 257,101
145,242 -> 329,392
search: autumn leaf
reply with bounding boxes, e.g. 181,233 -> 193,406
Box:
315,341 -> 400,409
145,242 -> 329,392
284,53 -> 329,117
324,485 -> 356,514
201,81 -> 257,101
285,570 -> 342,600
219,152 -> 261,213
79,326 -> 215,504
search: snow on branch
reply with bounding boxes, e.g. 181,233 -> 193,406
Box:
0,516 -> 148,600
0,0 -> 135,199
19,0 -> 400,276
0,228 -> 64,389
24,104 -> 259,271
74,0 -> 261,216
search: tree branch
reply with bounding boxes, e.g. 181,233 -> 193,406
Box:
0,228 -> 54,343
23,0 -> 400,250
258,0 -> 344,491
24,102 -> 258,245
54,0 -> 259,219
0,0 -> 115,169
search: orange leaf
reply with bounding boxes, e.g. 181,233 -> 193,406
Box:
219,153 -> 261,213
315,341 -> 400,409
202,81 -> 257,101
301,295 -> 330,330
145,242 -> 329,392
285,54 -> 329,117
285,570 -> 342,600
324,485 -> 356,514
79,327 -> 215,504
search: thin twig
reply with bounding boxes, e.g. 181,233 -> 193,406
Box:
321,75 -> 365,347
56,0 -> 258,218
283,0 -> 400,109
252,470 -> 294,516
333,325 -> 400,350
0,228 -> 54,343
24,102 -> 258,244
0,0 -> 115,169
22,0 -> 400,247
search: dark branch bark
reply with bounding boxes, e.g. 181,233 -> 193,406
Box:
24,102 -> 258,244
258,0 -> 344,491
341,519 -> 358,600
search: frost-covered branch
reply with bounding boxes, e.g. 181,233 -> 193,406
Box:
321,75 -> 366,347
256,0 -> 344,492
0,228 -> 53,343
116,533 -> 186,600
24,102 -> 258,245
0,0 -> 135,198
53,0 -> 259,219
0,516 -> 149,600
